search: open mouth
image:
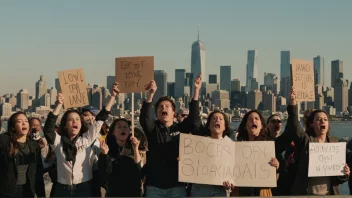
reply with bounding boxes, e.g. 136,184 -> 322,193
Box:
320,125 -> 326,130
121,132 -> 126,136
73,125 -> 78,130
215,124 -> 220,129
162,111 -> 168,116
22,127 -> 28,131
251,124 -> 258,129
275,126 -> 280,131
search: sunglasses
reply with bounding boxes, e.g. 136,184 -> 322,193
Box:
270,119 -> 282,124
181,114 -> 188,117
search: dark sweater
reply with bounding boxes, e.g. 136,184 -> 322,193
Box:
99,153 -> 142,197
0,133 -> 44,198
286,104 -> 349,195
139,99 -> 200,189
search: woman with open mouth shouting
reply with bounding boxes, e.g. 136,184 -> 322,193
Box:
0,112 -> 44,198
190,110 -> 234,197
286,87 -> 350,196
139,73 -> 201,197
224,109 -> 282,197
42,82 -> 118,197
99,124 -> 148,197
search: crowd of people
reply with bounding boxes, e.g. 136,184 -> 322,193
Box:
1,75 -> 352,197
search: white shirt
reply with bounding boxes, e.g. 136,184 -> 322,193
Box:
51,120 -> 104,185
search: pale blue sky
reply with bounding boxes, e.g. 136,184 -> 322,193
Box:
1,0 -> 351,95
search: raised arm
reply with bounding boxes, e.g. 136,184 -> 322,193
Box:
286,87 -> 306,144
180,73 -> 201,133
139,80 -> 157,135
43,93 -> 63,148
98,140 -> 110,190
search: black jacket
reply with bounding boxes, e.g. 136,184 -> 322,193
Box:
139,99 -> 200,189
287,105 -> 348,195
0,132 -> 44,198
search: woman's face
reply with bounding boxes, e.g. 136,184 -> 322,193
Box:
312,112 -> 329,136
30,119 -> 42,133
246,112 -> 263,138
65,112 -> 82,138
113,120 -> 131,141
14,114 -> 29,137
208,113 -> 226,136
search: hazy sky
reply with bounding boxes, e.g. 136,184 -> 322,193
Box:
1,0 -> 351,96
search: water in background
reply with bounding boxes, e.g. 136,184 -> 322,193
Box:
230,121 -> 351,195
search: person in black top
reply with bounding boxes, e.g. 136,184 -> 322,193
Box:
99,125 -> 148,197
0,112 -> 44,198
139,74 -> 201,197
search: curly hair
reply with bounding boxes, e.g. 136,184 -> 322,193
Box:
204,110 -> 230,138
237,110 -> 271,141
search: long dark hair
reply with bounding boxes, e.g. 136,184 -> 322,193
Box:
107,118 -> 131,147
7,112 -> 31,156
125,128 -> 148,151
306,109 -> 331,137
59,109 -> 88,139
204,110 -> 230,137
237,110 -> 270,141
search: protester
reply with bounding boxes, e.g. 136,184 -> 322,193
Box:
99,125 -> 148,197
190,110 -> 232,197
0,112 -> 44,197
225,110 -> 280,196
176,108 -> 189,123
81,105 -> 109,197
43,83 -> 117,197
139,74 -> 201,197
286,87 -> 350,195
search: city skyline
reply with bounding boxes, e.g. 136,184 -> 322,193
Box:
1,1 -> 352,95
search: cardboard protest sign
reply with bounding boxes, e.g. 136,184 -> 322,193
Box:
290,59 -> 315,101
179,134 -> 236,185
115,56 -> 154,93
57,68 -> 89,109
308,142 -> 346,177
234,141 -> 276,187
179,134 -> 276,187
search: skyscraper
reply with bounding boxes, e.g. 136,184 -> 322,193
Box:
35,75 -> 47,107
17,89 -> 29,110
175,69 -> 186,98
246,50 -> 259,92
264,73 -> 278,95
190,26 -> 206,93
220,66 -> 231,94
331,60 -> 343,88
280,51 -> 291,100
313,56 -> 324,86
209,74 -> 217,84
154,70 -> 168,102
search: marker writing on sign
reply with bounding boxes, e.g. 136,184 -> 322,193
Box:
120,60 -> 146,89
62,71 -> 84,84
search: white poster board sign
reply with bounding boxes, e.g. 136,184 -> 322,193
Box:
179,134 -> 276,187
308,142 -> 346,177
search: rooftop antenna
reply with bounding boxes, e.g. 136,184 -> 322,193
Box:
198,24 -> 200,41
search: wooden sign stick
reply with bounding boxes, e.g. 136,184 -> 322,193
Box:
131,93 -> 134,137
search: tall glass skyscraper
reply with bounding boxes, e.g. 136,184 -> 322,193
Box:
313,55 -> 324,86
191,27 -> 206,93
280,51 -> 291,99
246,50 -> 259,92
220,66 -> 231,94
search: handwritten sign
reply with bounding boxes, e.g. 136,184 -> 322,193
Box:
234,141 -> 276,187
115,56 -> 154,93
291,59 -> 315,101
179,134 -> 276,187
57,68 -> 89,109
308,142 -> 346,177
